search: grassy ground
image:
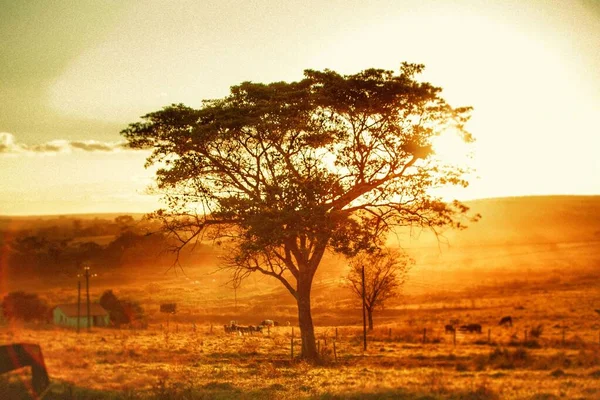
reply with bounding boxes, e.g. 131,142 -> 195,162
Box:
2,311 -> 600,399
2,200 -> 600,399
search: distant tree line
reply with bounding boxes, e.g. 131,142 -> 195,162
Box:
3,216 -> 175,277
1,291 -> 50,322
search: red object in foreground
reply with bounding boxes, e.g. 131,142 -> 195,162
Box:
0,343 -> 50,397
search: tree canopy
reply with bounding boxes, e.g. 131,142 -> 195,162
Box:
122,63 -> 478,361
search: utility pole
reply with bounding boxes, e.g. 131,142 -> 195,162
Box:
83,265 -> 96,332
85,266 -> 91,331
77,279 -> 81,334
362,265 -> 367,351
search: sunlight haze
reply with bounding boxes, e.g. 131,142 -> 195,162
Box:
2,2 -> 600,396
1,0 -> 599,215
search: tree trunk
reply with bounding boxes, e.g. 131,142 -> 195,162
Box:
367,307 -> 374,331
297,276 -> 319,362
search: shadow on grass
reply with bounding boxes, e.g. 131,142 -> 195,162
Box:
0,377 -> 286,400
0,377 -> 124,400
315,386 -> 499,400
1,376 -> 499,400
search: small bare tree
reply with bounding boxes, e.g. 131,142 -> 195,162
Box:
345,248 -> 412,330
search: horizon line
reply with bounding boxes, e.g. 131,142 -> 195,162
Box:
2,193 -> 599,219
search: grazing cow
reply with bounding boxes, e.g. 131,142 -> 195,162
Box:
499,316 -> 513,327
238,326 -> 252,335
445,324 -> 455,334
459,324 -> 482,334
0,343 -> 50,397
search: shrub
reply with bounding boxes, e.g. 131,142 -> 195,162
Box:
1,291 -> 49,322
523,340 -> 541,349
459,383 -> 500,400
455,362 -> 469,372
99,290 -> 145,327
530,324 -> 544,338
486,347 -> 530,370
589,369 -> 600,378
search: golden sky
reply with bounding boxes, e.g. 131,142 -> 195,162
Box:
1,0 -> 599,215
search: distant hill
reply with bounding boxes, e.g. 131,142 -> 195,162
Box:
452,195 -> 600,246
378,195 -> 600,294
0,213 -> 147,231
3,195 -> 598,240
2,195 -> 599,297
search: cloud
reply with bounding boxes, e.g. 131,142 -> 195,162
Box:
0,132 -> 133,154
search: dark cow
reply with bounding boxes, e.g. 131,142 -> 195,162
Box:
224,321 -> 243,334
444,324 -> 455,334
459,324 -> 482,334
238,326 -> 252,335
499,316 -> 513,327
0,343 -> 50,397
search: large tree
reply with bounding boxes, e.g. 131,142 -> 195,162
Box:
121,64 -> 477,362
345,248 -> 412,330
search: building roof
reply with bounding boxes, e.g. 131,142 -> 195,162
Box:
55,303 -> 108,318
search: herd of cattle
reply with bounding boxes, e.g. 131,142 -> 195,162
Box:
223,319 -> 283,335
445,316 -> 513,334
224,317 -> 515,336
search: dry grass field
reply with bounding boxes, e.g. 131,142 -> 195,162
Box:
1,196 -> 600,399
2,266 -> 600,400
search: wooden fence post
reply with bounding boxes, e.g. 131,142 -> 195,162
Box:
333,340 -> 337,362
389,327 -> 392,338
291,327 -> 294,360
453,329 -> 456,346
422,328 -> 427,344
